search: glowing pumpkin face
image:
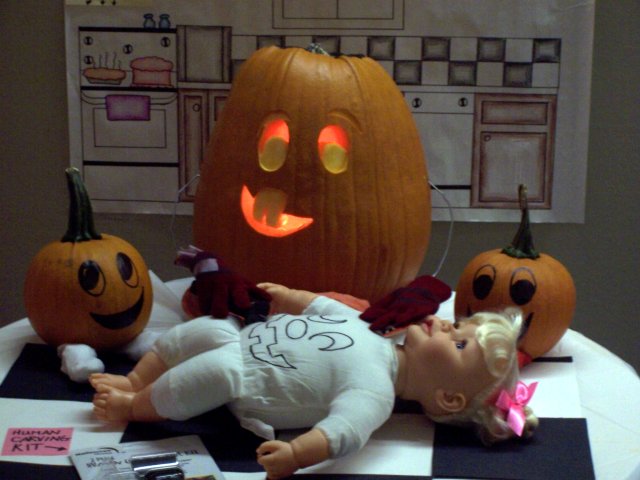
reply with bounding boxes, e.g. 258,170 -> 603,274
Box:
194,46 -> 431,302
454,186 -> 576,360
24,169 -> 152,351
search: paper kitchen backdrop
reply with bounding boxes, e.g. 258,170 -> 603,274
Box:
64,0 -> 594,222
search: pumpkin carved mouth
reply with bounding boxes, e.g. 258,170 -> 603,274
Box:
241,185 -> 313,237
90,289 -> 145,330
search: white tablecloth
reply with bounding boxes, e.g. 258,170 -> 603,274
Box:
1,273 -> 638,479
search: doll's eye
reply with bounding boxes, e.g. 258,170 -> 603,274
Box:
455,340 -> 468,350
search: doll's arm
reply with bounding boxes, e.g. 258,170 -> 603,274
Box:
175,246 -> 271,320
256,428 -> 330,479
258,283 -> 318,315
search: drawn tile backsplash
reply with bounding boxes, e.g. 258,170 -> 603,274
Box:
244,35 -> 561,88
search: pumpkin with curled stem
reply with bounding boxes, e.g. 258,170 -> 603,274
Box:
193,45 -> 431,302
23,168 -> 152,350
454,185 -> 576,360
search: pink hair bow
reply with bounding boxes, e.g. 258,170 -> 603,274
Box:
495,381 -> 538,436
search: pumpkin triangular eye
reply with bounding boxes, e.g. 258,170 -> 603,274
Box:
258,119 -> 289,172
318,125 -> 349,174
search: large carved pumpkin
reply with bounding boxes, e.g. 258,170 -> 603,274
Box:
454,185 -> 576,360
23,168 -> 152,350
193,45 -> 431,301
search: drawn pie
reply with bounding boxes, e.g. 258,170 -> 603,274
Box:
82,68 -> 126,85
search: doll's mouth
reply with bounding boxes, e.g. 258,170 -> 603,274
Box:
90,289 -> 145,330
421,318 -> 433,335
241,185 -> 314,238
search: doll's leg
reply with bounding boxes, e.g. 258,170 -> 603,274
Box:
89,373 -> 133,392
153,317 -> 242,367
93,383 -> 165,422
149,340 -> 243,421
90,317 -> 239,392
93,341 -> 241,422
90,350 -> 168,392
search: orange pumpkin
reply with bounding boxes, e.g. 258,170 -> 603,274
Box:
193,45 -> 431,302
23,168 -> 152,350
454,185 -> 576,359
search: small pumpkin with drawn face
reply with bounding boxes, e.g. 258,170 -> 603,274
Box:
454,185 -> 576,360
23,168 -> 152,351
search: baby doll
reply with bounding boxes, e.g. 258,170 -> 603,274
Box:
91,283 -> 537,479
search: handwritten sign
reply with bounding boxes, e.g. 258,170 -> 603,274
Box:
2,428 -> 74,456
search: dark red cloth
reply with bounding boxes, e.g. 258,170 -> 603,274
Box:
361,275 -> 452,334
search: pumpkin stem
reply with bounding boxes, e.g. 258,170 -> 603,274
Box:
306,43 -> 331,56
62,167 -> 102,242
502,184 -> 540,259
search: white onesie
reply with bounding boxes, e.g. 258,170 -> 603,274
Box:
150,296 -> 398,458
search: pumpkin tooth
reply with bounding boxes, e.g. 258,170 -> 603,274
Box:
253,188 -> 287,227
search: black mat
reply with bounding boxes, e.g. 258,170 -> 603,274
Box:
0,461 -> 79,479
0,343 -> 134,402
432,417 -> 595,480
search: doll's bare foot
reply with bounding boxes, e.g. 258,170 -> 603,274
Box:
89,373 -> 135,392
92,385 -> 134,422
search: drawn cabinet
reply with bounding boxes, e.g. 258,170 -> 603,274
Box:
177,26 -> 231,83
471,94 -> 557,208
179,89 -> 229,199
407,92 -> 474,208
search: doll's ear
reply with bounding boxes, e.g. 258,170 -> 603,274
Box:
435,390 -> 467,413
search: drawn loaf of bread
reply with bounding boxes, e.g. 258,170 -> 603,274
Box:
130,56 -> 174,87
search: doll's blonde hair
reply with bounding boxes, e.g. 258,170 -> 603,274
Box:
428,308 -> 539,445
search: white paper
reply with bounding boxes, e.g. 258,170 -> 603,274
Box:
64,0 -> 594,223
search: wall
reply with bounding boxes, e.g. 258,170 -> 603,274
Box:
1,1 -> 638,373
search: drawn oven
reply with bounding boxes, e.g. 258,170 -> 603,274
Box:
81,90 -> 178,165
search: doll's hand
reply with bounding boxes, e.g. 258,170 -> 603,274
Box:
258,283 -> 318,315
191,271 -> 271,318
257,283 -> 292,313
256,440 -> 298,479
360,275 -> 452,333
176,247 -> 271,319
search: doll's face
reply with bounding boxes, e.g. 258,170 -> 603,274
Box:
403,316 -> 495,415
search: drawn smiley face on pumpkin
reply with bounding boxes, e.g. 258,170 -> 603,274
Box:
193,46 -> 431,301
454,249 -> 576,359
25,234 -> 153,351
460,260 -> 538,333
77,250 -> 148,330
